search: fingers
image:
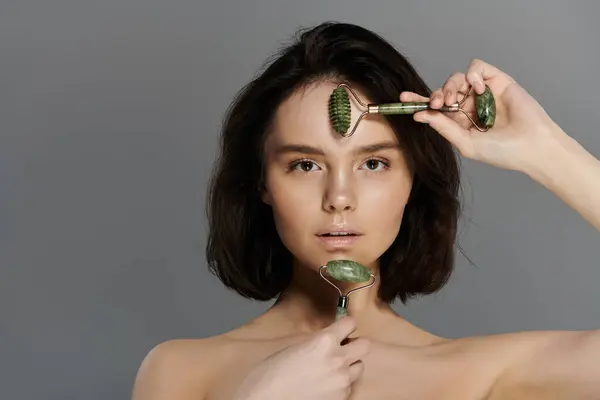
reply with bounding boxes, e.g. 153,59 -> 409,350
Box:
414,111 -> 474,158
345,339 -> 369,383
348,360 -> 365,383
404,59 -> 511,109
443,73 -> 469,106
431,59 -> 512,107
429,88 -> 445,109
322,316 -> 357,344
429,72 -> 469,109
341,337 -> 371,365
399,91 -> 428,103
466,58 -> 514,94
404,72 -> 470,110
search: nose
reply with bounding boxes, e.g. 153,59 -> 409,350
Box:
322,170 -> 357,213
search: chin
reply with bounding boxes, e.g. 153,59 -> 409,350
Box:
283,234 -> 392,272
298,251 -> 380,271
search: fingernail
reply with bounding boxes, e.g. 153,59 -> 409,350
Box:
415,113 -> 428,123
475,81 -> 485,93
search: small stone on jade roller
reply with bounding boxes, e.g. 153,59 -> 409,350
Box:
475,85 -> 496,129
325,260 -> 371,283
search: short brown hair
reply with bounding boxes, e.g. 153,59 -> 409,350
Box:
206,22 -> 463,304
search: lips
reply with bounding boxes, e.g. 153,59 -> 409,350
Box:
316,227 -> 362,250
316,228 -> 362,237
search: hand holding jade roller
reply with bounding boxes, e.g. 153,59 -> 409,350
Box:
319,260 -> 376,320
401,58 -> 565,174
330,58 -> 567,176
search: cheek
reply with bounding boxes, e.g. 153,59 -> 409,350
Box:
362,177 -> 411,237
267,176 -> 319,239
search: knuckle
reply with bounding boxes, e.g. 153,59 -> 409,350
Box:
452,72 -> 467,83
466,71 -> 481,82
344,373 -> 352,388
333,372 -> 351,390
469,58 -> 483,67
443,79 -> 456,90
358,360 -> 366,373
330,355 -> 346,370
314,332 -> 335,349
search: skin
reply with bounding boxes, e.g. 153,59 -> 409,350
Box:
131,59 -> 600,399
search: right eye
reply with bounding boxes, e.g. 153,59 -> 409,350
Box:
290,160 -> 320,172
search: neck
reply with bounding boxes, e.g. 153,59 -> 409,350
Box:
269,259 -> 397,334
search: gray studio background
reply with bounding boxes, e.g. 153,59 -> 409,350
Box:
1,1 -> 599,399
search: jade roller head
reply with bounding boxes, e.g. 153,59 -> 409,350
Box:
328,82 -> 496,137
319,260 -> 377,320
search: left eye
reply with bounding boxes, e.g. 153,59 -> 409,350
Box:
362,159 -> 385,171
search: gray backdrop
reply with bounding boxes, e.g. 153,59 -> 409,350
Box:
1,0 -> 599,399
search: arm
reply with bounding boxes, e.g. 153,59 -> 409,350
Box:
406,59 -> 600,231
489,129 -> 600,396
491,329 -> 600,398
524,126 -> 600,232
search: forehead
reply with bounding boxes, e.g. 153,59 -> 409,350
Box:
267,81 -> 398,150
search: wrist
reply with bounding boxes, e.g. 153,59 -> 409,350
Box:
521,125 -> 578,188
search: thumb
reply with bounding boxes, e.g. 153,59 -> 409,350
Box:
414,111 -> 474,158
322,316 -> 357,343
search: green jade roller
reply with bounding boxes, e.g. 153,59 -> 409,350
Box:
319,260 -> 377,320
329,82 -> 496,137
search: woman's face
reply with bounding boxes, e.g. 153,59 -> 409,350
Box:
262,82 -> 413,272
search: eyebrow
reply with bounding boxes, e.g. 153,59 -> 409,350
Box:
274,141 -> 400,156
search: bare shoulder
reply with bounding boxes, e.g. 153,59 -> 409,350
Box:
130,334 -> 234,400
437,328 -> 595,398
129,313 -> 307,400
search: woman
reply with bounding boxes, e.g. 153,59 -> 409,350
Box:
131,22 -> 600,399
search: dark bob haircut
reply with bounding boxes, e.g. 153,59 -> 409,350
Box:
206,21 -> 463,304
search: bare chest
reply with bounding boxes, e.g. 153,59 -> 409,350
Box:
205,340 -> 497,400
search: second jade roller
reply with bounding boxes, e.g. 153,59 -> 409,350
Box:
319,260 -> 377,320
